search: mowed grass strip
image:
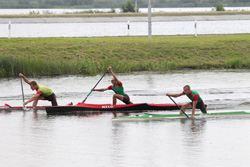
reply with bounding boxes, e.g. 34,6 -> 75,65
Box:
0,35 -> 250,77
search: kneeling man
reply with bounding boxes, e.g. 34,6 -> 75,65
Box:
166,85 -> 206,118
19,73 -> 58,107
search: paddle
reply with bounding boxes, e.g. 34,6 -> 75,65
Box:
82,69 -> 109,103
168,96 -> 190,119
20,77 -> 26,110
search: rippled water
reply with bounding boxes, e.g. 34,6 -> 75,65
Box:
1,7 -> 250,37
1,20 -> 250,38
1,70 -> 250,167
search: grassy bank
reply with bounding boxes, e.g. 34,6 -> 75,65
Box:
0,35 -> 250,77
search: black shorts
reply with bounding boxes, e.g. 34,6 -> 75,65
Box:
123,94 -> 133,104
44,93 -> 58,106
191,100 -> 207,113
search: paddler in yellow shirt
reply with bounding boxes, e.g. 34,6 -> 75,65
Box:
19,73 -> 58,107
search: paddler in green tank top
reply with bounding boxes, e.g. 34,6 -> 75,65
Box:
19,73 -> 58,107
91,66 -> 133,105
166,85 -> 207,118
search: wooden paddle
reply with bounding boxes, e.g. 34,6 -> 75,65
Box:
82,69 -> 109,103
168,96 -> 190,119
20,77 -> 26,110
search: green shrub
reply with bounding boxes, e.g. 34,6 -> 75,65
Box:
216,2 -> 225,11
121,0 -> 135,13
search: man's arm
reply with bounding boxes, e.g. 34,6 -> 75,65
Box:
92,88 -> 109,92
166,92 -> 184,98
108,66 -> 120,83
191,100 -> 198,118
23,94 -> 40,105
190,94 -> 199,118
19,73 -> 31,85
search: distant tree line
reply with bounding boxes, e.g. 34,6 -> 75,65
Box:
0,0 -> 250,9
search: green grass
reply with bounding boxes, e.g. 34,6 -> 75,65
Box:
0,35 -> 250,77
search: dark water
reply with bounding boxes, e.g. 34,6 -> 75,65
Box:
1,70 -> 250,167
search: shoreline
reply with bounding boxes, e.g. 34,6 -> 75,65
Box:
1,10 -> 250,17
1,14 -> 250,23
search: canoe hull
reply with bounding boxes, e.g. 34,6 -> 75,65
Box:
0,104 -> 48,110
112,111 -> 250,121
45,103 -> 182,115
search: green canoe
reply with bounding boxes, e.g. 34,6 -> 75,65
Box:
112,111 -> 250,121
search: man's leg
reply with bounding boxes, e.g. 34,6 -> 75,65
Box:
50,93 -> 58,106
44,93 -> 58,106
197,101 -> 207,113
123,94 -> 133,104
180,102 -> 192,114
113,94 -> 124,105
32,96 -> 45,107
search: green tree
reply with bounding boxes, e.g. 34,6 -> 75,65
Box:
216,2 -> 225,11
121,0 -> 135,13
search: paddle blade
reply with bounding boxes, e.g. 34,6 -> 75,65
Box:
23,105 -> 29,111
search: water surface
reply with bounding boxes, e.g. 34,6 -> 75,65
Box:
1,71 -> 250,167
1,20 -> 250,37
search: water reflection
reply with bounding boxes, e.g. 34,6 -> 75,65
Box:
1,71 -> 250,167
145,74 -> 155,90
32,110 -> 39,120
111,122 -> 125,165
180,118 -> 206,133
0,110 -> 11,115
180,118 -> 207,150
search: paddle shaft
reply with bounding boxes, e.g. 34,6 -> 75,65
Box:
82,69 -> 109,103
168,96 -> 190,119
20,77 -> 25,108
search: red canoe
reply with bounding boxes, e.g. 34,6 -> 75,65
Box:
0,104 -> 48,110
45,102 -> 184,115
1,103 -> 191,115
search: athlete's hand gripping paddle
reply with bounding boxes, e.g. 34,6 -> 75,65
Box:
20,77 -> 27,110
168,96 -> 190,119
